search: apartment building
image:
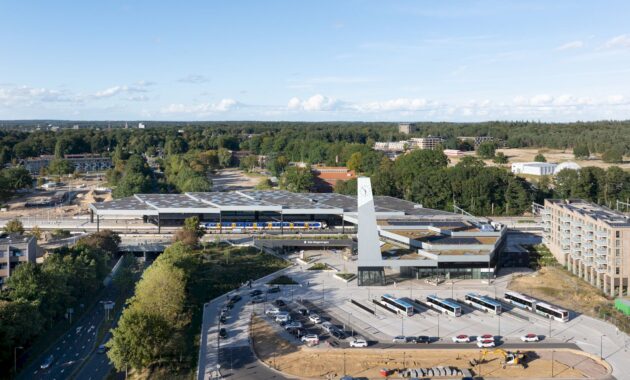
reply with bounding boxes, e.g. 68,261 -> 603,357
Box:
398,122 -> 415,135
373,141 -> 406,152
409,136 -> 444,150
21,154 -> 113,174
0,235 -> 37,287
543,199 -> 630,296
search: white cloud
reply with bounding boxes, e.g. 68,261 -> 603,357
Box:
603,34 -> 630,49
160,98 -> 239,115
177,74 -> 210,84
355,98 -> 434,112
0,85 -> 72,105
287,94 -> 340,111
556,40 -> 584,51
93,84 -> 149,99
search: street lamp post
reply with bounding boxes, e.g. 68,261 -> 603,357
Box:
401,316 -> 404,336
14,346 -> 23,374
600,335 -> 606,359
437,313 -> 440,339
498,313 -> 501,337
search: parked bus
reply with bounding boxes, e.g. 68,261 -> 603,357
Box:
464,293 -> 502,314
426,295 -> 462,317
381,294 -> 414,317
504,291 -> 536,311
504,291 -> 569,322
534,301 -> 570,322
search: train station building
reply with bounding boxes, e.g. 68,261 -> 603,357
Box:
90,185 -> 507,285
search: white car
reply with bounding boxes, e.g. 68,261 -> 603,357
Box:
349,338 -> 368,348
284,321 -> 303,330
309,313 -> 322,323
265,307 -> 280,316
477,334 -> 495,342
452,334 -> 470,343
301,334 -> 319,345
275,312 -> 291,323
520,333 -> 540,342
477,339 -> 496,348
392,336 -> 407,344
321,321 -> 334,332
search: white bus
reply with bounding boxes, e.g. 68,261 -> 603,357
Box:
381,294 -> 414,317
504,291 -> 536,311
464,293 -> 502,314
426,295 -> 462,317
534,301 -> 569,322
504,291 -> 569,322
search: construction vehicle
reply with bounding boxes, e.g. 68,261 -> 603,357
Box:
471,349 -> 528,368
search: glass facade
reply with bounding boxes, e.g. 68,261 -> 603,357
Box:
401,265 -> 494,280
358,266 -> 385,286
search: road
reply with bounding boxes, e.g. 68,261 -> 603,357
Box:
18,286 -> 118,380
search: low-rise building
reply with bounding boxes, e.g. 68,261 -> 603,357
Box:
511,162 -> 557,176
373,141 -> 406,152
543,199 -> 630,296
0,235 -> 37,287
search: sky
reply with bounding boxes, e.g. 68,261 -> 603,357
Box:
2,1 -> 630,122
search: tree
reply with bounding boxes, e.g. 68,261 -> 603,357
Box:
281,166 -> 313,192
77,230 -> 121,255
29,225 -> 42,241
573,144 -> 590,159
183,216 -> 204,238
48,159 -> 75,177
346,152 -> 363,172
534,153 -> 547,162
602,147 -> 623,163
239,155 -> 259,172
4,219 -> 24,235
1,167 -> 33,190
217,148 -> 232,168
477,142 -> 496,159
493,152 -> 508,164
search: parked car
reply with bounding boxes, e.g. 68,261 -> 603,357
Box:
520,333 -> 540,342
301,334 -> 319,345
265,307 -> 281,316
97,344 -> 107,354
285,321 -> 303,330
249,289 -> 263,297
392,336 -> 407,344
274,299 -> 286,307
251,296 -> 264,304
331,328 -> 346,340
267,286 -> 281,293
415,335 -> 431,344
349,338 -> 368,348
230,294 -> 242,302
452,334 -> 470,343
477,339 -> 495,348
275,312 -> 291,323
219,314 -> 228,323
219,328 -> 228,339
309,313 -> 322,323
477,334 -> 495,342
321,321 -> 334,332
405,336 -> 417,344
40,355 -> 54,369
298,308 -> 309,316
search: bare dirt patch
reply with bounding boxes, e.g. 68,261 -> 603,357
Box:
509,266 -> 609,318
251,315 -> 607,379
209,168 -> 265,191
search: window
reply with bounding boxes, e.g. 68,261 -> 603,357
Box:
616,231 -> 621,238
616,267 -> 620,275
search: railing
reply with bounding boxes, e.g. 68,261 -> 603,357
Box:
596,230 -> 609,238
583,242 -> 593,250
595,256 -> 608,265
596,246 -> 608,254
596,264 -> 608,274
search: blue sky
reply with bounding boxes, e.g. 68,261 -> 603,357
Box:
2,0 -> 630,121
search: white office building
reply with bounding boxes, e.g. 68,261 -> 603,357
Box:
511,162 -> 557,176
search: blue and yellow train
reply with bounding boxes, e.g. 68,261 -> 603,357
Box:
199,221 -> 327,230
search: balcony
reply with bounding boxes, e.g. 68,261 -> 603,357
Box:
583,224 -> 594,231
561,238 -> 571,245
560,216 -> 571,224
596,246 -> 608,255
570,251 -> 581,260
573,220 -> 584,228
571,236 -> 582,243
582,256 -> 594,264
595,256 -> 608,265
596,264 -> 608,274
583,242 -> 593,250
595,238 -> 608,247
561,245 -> 571,252
541,208 -> 551,215
596,230 -> 609,239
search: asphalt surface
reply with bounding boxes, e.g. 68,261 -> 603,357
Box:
218,346 -> 290,380
18,286 -> 118,380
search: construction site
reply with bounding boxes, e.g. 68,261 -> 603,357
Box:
251,316 -> 610,379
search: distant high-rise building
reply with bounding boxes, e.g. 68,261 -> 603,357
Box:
138,122 -> 145,129
398,122 -> 415,135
